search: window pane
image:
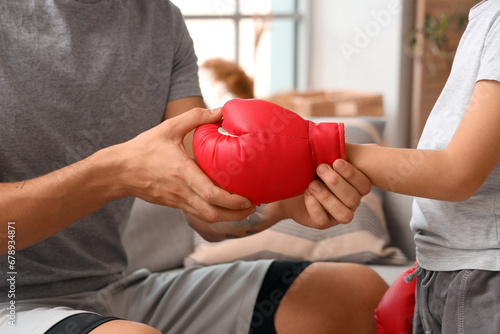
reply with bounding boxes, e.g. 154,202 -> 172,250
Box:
186,20 -> 236,108
239,19 -> 271,97
239,0 -> 296,15
239,18 -> 298,97
172,0 -> 236,16
269,19 -> 296,94
185,20 -> 235,63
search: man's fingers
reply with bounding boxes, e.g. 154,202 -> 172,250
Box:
184,159 -> 253,210
178,174 -> 256,223
183,194 -> 256,224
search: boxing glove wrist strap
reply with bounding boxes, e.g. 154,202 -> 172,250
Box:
309,122 -> 346,168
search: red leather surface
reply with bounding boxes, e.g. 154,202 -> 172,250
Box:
193,98 -> 345,204
374,263 -> 417,334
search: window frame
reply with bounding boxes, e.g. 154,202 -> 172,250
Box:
180,0 -> 309,93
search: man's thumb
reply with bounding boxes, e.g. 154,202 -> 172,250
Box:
169,107 -> 222,135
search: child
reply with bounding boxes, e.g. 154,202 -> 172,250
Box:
345,1 -> 500,332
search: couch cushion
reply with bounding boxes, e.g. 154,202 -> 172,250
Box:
123,198 -> 194,274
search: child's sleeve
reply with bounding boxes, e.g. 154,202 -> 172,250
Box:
478,16 -> 500,83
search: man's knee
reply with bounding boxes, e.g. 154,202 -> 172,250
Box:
275,262 -> 388,333
89,319 -> 161,334
288,262 -> 388,296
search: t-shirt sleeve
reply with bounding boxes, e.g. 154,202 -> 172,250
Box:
477,15 -> 500,83
167,5 -> 202,102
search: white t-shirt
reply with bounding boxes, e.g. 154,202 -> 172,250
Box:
411,0 -> 500,271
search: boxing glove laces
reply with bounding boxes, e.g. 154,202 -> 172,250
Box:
193,98 -> 346,205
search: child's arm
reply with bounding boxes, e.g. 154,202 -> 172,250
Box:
346,80 -> 500,202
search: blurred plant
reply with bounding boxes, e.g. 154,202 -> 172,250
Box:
201,58 -> 254,99
409,11 -> 467,58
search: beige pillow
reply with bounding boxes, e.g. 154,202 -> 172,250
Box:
184,189 -> 408,267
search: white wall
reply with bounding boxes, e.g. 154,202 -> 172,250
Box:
307,0 -> 414,147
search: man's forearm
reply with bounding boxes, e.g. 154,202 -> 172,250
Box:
0,146 -> 124,254
0,105 -> 257,254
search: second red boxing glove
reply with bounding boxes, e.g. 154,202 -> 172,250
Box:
193,98 -> 346,205
374,263 -> 418,334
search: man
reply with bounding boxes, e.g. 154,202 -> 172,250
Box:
0,1 -> 387,333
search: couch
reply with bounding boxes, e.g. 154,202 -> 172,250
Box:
122,117 -> 416,285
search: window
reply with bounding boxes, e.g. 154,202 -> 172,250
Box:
171,0 -> 308,107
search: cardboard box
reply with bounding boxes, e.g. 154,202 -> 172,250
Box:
265,90 -> 384,117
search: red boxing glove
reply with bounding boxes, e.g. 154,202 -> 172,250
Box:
193,98 -> 346,205
374,263 -> 418,334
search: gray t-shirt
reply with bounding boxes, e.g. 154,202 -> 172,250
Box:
411,0 -> 500,271
0,0 -> 201,301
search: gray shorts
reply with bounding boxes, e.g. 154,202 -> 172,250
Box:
0,260 -> 273,334
412,267 -> 500,334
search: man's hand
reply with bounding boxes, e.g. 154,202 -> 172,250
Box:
184,160 -> 372,242
272,159 -> 372,229
114,107 -> 255,223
